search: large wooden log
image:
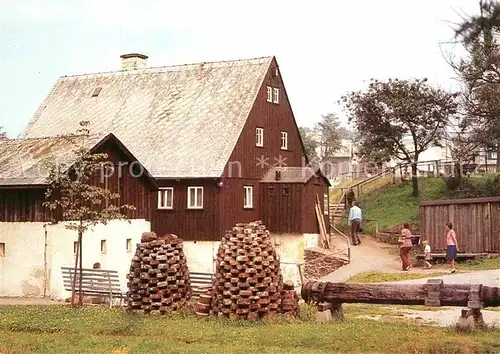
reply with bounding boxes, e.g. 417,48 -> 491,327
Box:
301,281 -> 500,308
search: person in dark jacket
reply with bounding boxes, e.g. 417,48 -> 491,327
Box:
345,187 -> 356,210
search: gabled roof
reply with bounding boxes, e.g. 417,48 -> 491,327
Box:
0,133 -> 156,187
19,56 -> 274,178
260,167 -> 330,186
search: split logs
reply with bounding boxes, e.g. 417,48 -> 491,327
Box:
210,221 -> 288,320
126,234 -> 191,314
282,280 -> 299,316
301,280 -> 500,308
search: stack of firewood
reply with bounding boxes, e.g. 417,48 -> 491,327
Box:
281,280 -> 299,316
209,221 -> 286,320
126,232 -> 191,314
195,287 -> 213,317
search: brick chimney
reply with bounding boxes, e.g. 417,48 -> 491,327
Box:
120,53 -> 148,71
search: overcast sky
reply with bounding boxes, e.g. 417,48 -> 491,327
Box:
0,0 -> 480,138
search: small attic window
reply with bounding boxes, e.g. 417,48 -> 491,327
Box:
91,87 -> 102,97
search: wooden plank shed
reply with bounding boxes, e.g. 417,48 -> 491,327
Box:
419,196 -> 500,253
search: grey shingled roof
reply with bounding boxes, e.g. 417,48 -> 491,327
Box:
0,135 -> 102,186
20,56 -> 274,178
260,167 -> 320,184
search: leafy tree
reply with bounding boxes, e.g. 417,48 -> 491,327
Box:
450,0 -> 500,168
298,126 -> 318,162
340,78 -> 458,197
43,121 -> 135,306
313,113 -> 345,160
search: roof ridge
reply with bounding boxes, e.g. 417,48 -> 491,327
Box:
1,133 -> 102,143
59,55 -> 274,80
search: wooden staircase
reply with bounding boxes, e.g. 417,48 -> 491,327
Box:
329,203 -> 345,226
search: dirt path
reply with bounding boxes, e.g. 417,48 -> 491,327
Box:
391,269 -> 500,287
320,234 -> 448,282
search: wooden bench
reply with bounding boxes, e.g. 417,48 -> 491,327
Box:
190,272 -> 214,298
61,266 -> 124,307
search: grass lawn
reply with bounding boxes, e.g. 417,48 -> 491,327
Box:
1,305 -> 499,354
346,271 -> 450,283
346,255 -> 500,284
355,177 -> 448,232
460,256 -> 500,271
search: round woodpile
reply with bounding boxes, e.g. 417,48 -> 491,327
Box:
125,233 -> 191,314
206,220 -> 296,320
281,280 -> 299,316
195,287 -> 213,317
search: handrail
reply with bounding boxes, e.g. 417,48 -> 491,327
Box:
330,223 -> 351,264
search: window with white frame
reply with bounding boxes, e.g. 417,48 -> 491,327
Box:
266,86 -> 273,102
256,127 -> 263,147
126,238 -> 132,252
273,87 -> 279,103
158,188 -> 173,209
244,185 -> 253,208
187,186 -> 203,209
0,242 -> 5,257
280,131 -> 288,150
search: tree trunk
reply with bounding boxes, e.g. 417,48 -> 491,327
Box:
411,162 -> 419,197
301,281 -> 500,307
71,235 -> 80,307
78,230 -> 83,306
496,141 -> 500,173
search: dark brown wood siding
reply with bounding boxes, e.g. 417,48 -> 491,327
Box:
219,179 -> 260,235
91,139 -> 152,220
419,197 -> 500,253
223,58 -> 307,180
220,57 -> 312,234
150,179 -> 221,241
300,177 -> 330,234
260,183 -> 302,233
0,139 -> 152,223
0,188 -> 51,222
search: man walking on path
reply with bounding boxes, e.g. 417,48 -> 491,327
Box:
345,187 -> 356,210
348,201 -> 362,245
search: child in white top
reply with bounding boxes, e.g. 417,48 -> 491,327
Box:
422,240 -> 432,269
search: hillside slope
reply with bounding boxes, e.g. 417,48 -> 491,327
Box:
339,175 -> 499,234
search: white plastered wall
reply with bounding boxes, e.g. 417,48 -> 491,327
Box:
0,219 -> 150,300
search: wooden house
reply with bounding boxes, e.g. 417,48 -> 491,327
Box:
0,133 -> 156,297
16,53 -> 329,241
0,133 -> 156,222
1,54 -> 330,296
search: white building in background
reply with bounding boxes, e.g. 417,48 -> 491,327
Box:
388,134 -> 454,174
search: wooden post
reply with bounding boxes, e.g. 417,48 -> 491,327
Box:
331,303 -> 344,320
424,279 -> 443,306
301,281 -> 500,307
316,301 -> 344,322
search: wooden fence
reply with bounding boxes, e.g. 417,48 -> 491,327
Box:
419,196 -> 500,253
